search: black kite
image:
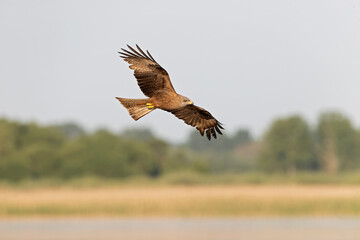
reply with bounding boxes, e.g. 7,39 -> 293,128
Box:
116,45 -> 223,140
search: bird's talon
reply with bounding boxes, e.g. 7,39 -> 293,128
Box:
146,103 -> 154,109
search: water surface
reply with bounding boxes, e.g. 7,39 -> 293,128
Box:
1,218 -> 359,240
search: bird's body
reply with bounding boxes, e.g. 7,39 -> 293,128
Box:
116,45 -> 223,140
150,90 -> 183,110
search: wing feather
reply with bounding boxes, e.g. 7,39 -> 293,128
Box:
127,45 -> 143,57
215,125 -> 223,135
169,105 -> 224,140
211,128 -> 217,139
146,50 -> 156,62
206,129 -> 211,140
119,45 -> 176,97
136,45 -> 151,60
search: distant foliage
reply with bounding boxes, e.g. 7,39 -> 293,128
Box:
185,128 -> 256,173
258,112 -> 360,174
0,112 -> 360,181
0,119 -> 65,180
257,116 -> 317,173
316,112 -> 360,173
54,123 -> 85,139
186,128 -> 252,152
121,128 -> 155,141
0,119 -> 206,180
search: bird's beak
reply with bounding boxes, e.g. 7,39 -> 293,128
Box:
189,101 -> 193,105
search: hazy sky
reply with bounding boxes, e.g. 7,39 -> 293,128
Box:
1,0 -> 360,142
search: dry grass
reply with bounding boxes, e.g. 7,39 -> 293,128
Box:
1,185 -> 360,218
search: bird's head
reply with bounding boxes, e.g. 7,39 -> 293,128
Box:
180,95 -> 194,106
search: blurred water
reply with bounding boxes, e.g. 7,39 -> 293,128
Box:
1,218 -> 359,240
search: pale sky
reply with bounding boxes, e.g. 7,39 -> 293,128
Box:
1,0 -> 360,142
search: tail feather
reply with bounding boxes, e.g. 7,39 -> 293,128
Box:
116,97 -> 154,120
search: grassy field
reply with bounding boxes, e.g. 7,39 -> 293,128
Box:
1,184 -> 360,218
3,171 -> 360,188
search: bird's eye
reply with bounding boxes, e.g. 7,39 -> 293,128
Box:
183,100 -> 187,102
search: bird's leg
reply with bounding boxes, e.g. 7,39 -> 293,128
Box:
146,103 -> 155,109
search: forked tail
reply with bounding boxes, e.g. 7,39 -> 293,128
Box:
116,97 -> 154,120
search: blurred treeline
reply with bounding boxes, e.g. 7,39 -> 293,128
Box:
1,111 -> 360,181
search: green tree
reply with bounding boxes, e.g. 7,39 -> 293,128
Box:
59,129 -> 168,178
121,128 -> 155,141
186,128 -> 252,152
258,115 -> 317,173
232,129 -> 253,147
0,119 -> 66,180
54,122 -> 85,139
20,143 -> 62,178
316,112 -> 360,172
0,119 -> 19,156
145,139 -> 169,177
60,130 -> 132,178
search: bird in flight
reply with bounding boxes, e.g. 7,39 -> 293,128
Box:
116,45 -> 223,140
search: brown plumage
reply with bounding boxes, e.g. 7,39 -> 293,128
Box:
116,44 -> 223,140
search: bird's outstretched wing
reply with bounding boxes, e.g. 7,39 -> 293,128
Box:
169,105 -> 224,140
119,45 -> 176,97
